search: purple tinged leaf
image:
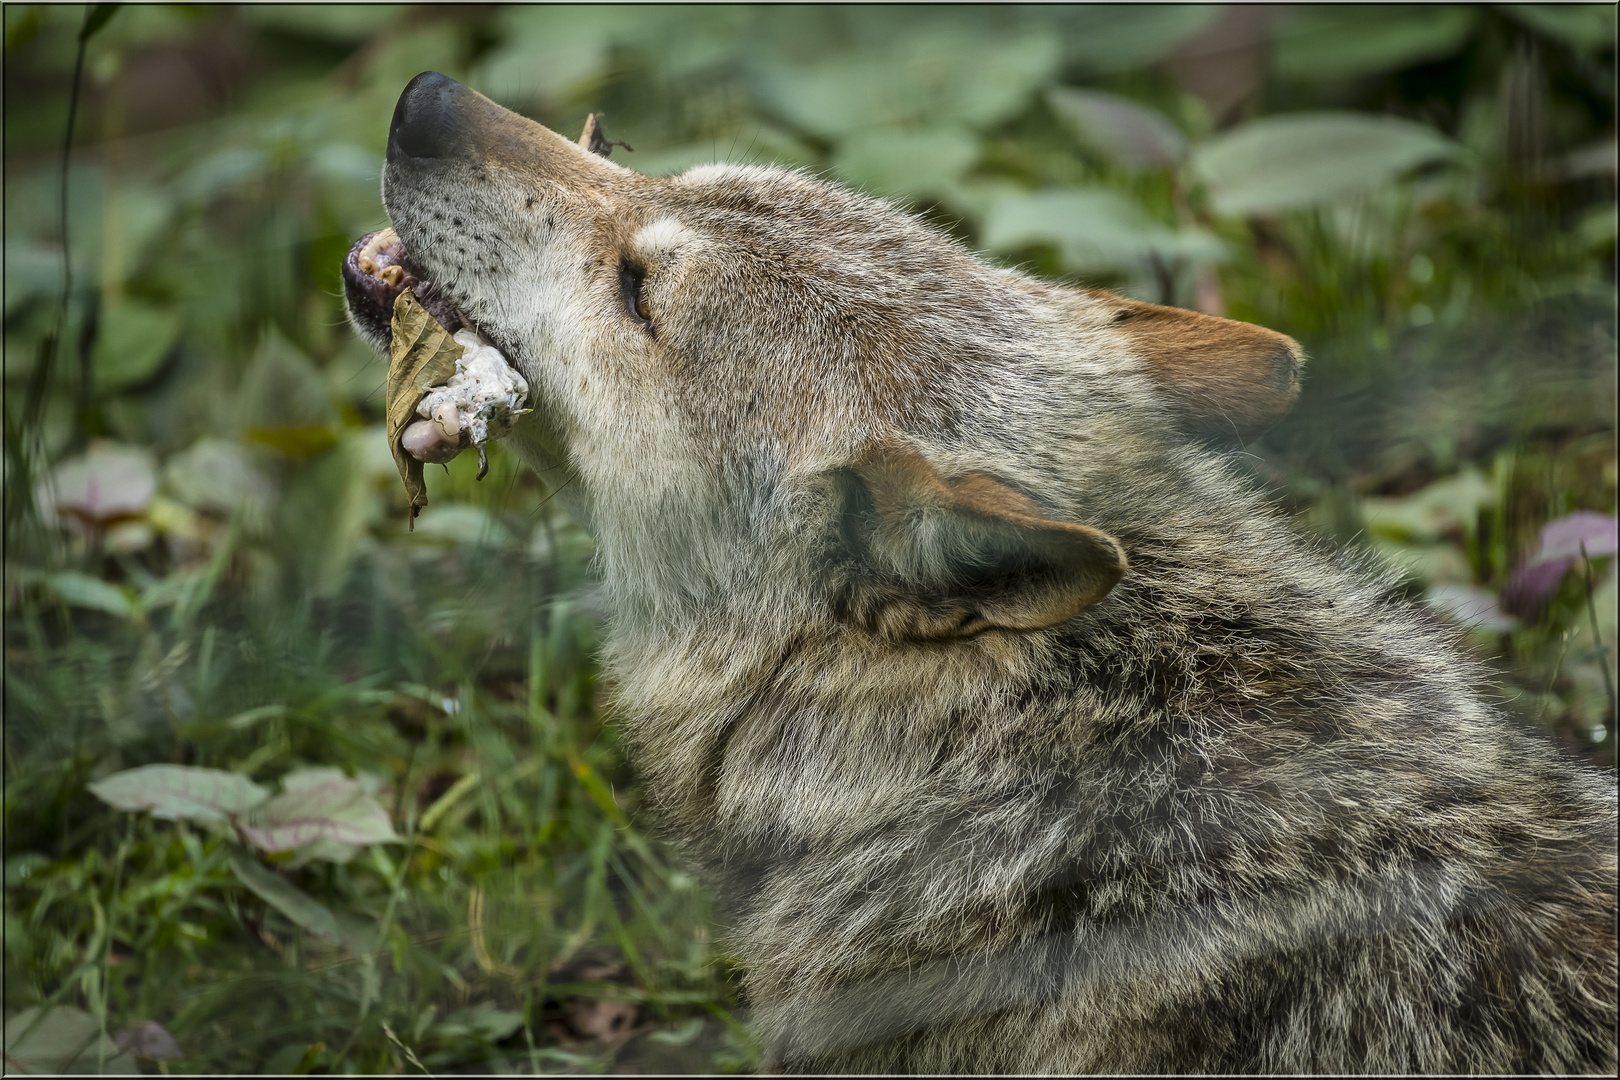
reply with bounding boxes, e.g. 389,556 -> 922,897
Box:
1500,513 -> 1617,620
113,1021 -> 181,1061
1501,557 -> 1572,619
88,765 -> 269,823
35,440 -> 157,527
238,775 -> 399,853
1536,511 -> 1618,562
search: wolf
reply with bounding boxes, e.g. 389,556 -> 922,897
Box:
344,72 -> 1618,1073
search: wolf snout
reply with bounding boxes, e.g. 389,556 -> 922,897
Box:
389,71 -> 470,161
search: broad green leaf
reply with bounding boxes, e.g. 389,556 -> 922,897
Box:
234,329 -> 344,472
1192,112 -> 1463,216
164,437 -> 276,518
280,766 -> 351,792
1359,468 -> 1495,544
1272,6 -> 1477,82
238,774 -> 399,853
752,28 -> 1059,137
227,846 -> 342,942
473,6 -> 627,106
3,240 -> 59,316
832,125 -> 980,199
3,1006 -> 137,1075
1503,4 -> 1617,52
179,147 -> 266,202
283,836 -> 360,869
308,144 -> 382,188
433,1006 -> 525,1044
1054,5 -> 1219,74
410,503 -> 513,547
1047,88 -> 1186,170
36,440 -> 157,525
88,764 -> 270,822
982,188 -> 1225,273
241,5 -> 404,42
47,571 -> 134,618
92,299 -> 183,393
1576,205 -> 1617,252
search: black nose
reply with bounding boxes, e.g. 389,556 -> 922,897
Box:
389,71 -> 465,161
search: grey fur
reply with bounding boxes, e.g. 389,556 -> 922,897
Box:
351,75 -> 1617,1074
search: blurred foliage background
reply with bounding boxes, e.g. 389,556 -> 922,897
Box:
3,4 -> 1615,1074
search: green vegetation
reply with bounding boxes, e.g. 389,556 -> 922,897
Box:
4,4 -> 1614,1073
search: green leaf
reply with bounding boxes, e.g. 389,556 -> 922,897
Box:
227,846 -> 344,943
752,28 -> 1059,138
1191,112 -> 1463,216
1359,468 -> 1496,545
4,240 -> 60,316
164,437 -> 276,518
88,764 -> 270,822
473,6 -> 626,106
1272,6 -> 1477,82
1047,88 -> 1186,170
238,773 -> 399,852
981,188 -> 1225,273
240,5 -> 405,42
1054,5 -> 1219,74
832,125 -> 980,199
79,4 -> 121,44
433,1005 -> 525,1044
92,298 -> 183,393
47,571 -> 134,618
649,1017 -> 705,1046
4,1007 -> 137,1074
410,503 -> 513,547
1502,4 -> 1617,52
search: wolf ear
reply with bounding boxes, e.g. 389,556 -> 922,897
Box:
1108,296 -> 1305,443
577,113 -> 630,158
844,445 -> 1127,639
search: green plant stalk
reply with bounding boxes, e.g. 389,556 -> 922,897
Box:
1579,543 -> 1618,724
97,813 -> 137,1069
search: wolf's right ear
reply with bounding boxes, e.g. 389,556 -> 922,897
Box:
840,445 -> 1127,640
1108,296 -> 1305,444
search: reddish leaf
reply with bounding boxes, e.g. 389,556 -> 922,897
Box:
1536,511 -> 1618,562
1501,557 -> 1572,619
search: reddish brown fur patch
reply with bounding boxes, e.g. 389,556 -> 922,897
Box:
1107,295 -> 1305,443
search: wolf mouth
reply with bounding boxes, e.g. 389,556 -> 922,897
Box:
342,227 -> 464,341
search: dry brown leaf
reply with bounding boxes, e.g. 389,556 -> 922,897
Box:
386,291 -> 464,525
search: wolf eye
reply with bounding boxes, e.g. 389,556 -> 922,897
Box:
620,262 -> 652,328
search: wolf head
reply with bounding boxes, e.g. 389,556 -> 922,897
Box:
345,72 -> 1304,647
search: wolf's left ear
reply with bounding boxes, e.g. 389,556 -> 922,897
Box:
1108,297 -> 1305,444
844,445 -> 1127,639
577,113 -> 630,158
